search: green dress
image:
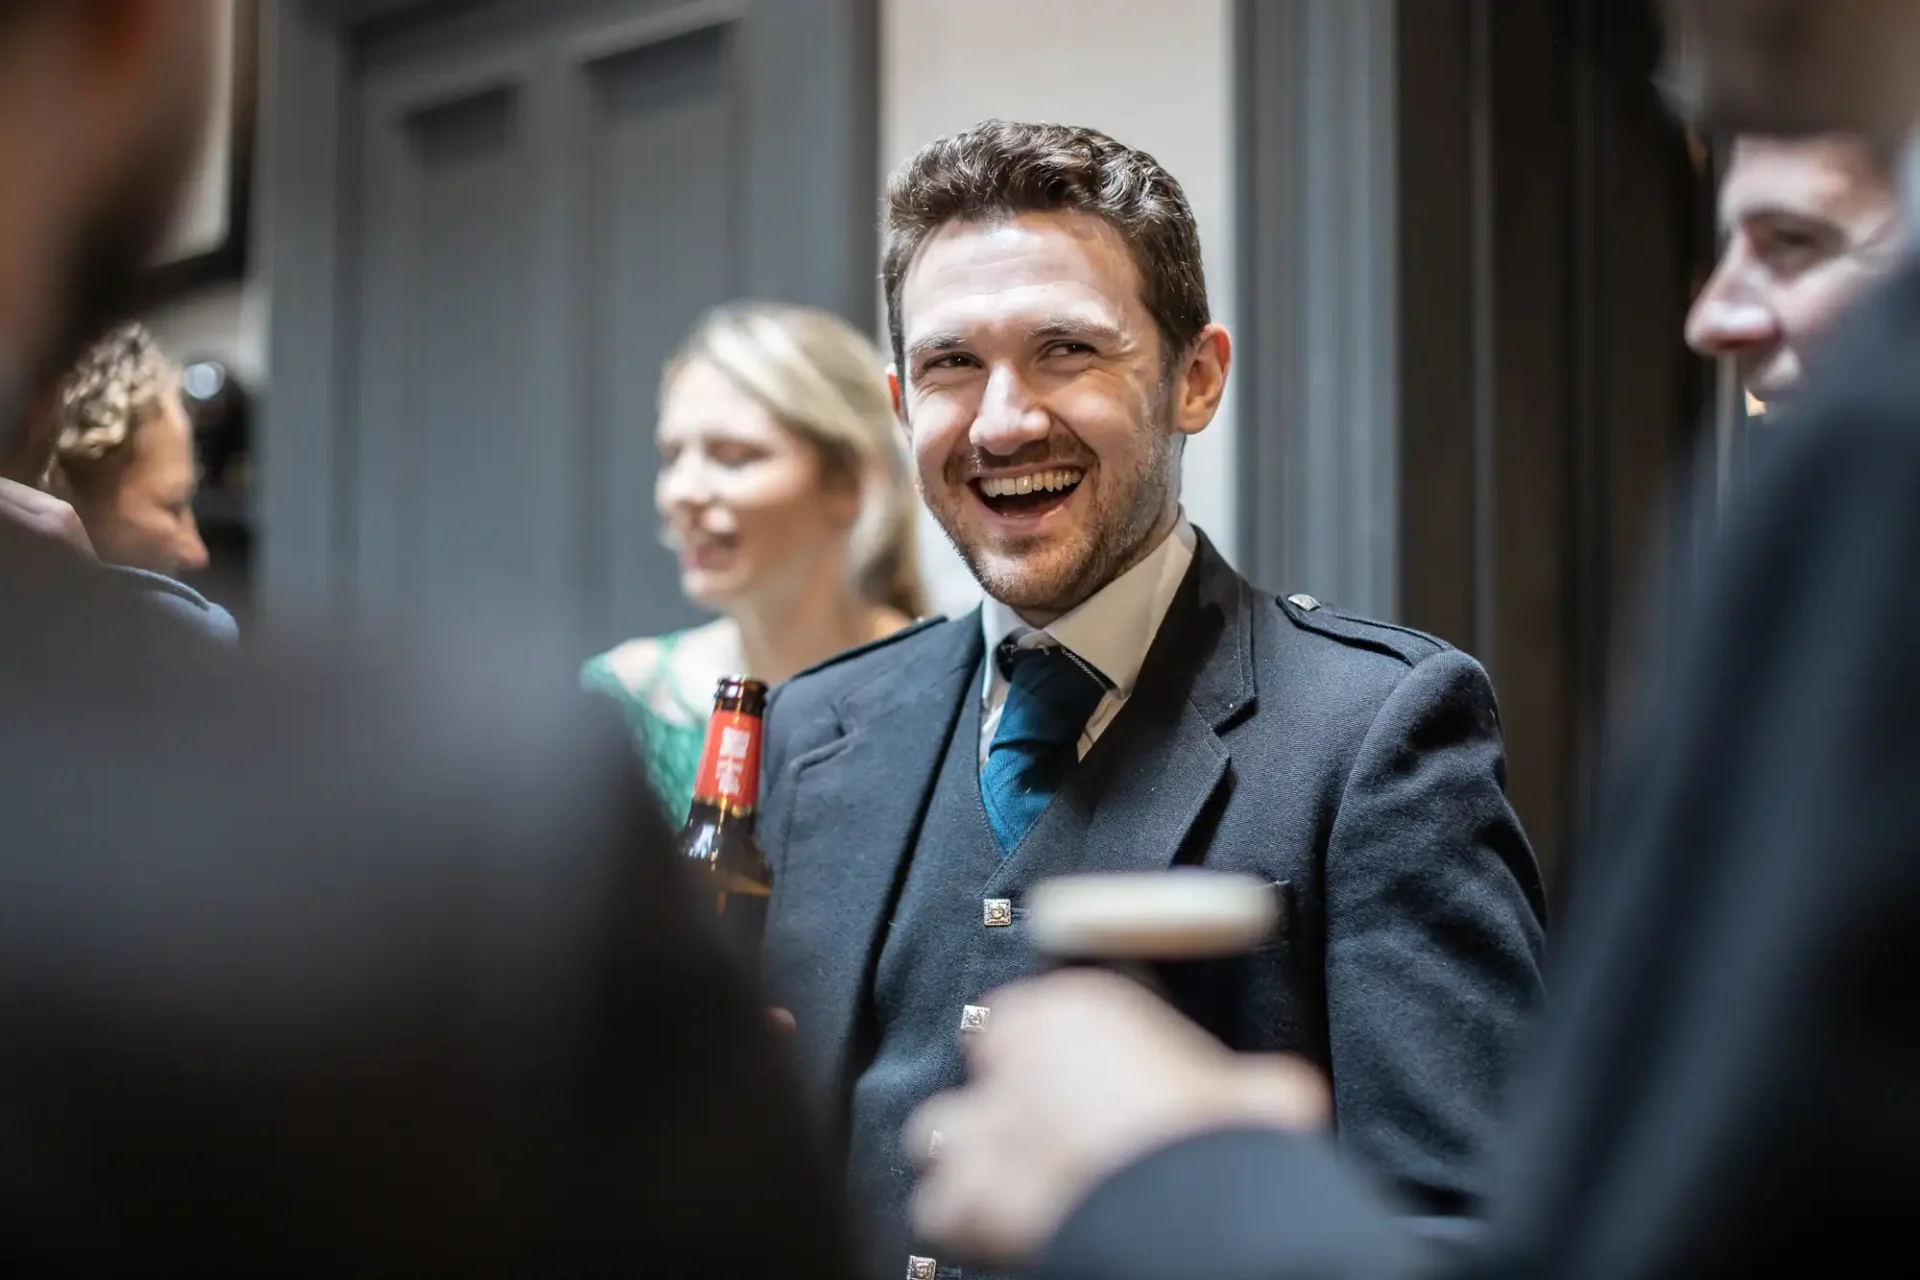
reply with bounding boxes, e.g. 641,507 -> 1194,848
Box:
581,632 -> 708,826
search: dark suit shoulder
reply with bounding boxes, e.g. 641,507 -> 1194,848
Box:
762,615 -> 967,798
1275,593 -> 1452,667
787,615 -> 949,684
766,615 -> 963,738
769,616 -> 964,720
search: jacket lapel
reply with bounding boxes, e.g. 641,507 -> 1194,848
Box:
1002,535 -> 1258,883
771,613 -> 983,1110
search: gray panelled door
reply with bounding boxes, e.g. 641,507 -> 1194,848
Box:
352,1 -> 742,642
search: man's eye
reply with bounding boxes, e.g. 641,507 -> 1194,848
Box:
923,354 -> 976,373
1754,222 -> 1837,271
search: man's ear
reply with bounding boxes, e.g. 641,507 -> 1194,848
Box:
1173,325 -> 1232,438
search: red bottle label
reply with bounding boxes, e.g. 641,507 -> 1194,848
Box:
692,711 -> 762,812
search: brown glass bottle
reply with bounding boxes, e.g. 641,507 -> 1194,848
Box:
679,677 -> 772,943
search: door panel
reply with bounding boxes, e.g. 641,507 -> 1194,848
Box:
580,24 -> 736,640
1396,0 -> 1710,895
357,76 -> 559,621
347,1 -> 741,637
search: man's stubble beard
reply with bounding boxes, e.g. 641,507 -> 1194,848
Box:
923,394 -> 1184,620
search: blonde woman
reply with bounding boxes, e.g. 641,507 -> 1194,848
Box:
584,302 -> 927,821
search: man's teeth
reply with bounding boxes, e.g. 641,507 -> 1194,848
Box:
978,470 -> 1084,499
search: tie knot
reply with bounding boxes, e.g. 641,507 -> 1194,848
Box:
996,642 -> 1108,741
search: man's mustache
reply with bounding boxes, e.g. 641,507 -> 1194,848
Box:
947,440 -> 1095,482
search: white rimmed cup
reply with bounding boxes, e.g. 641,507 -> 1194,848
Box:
1024,868 -> 1283,1039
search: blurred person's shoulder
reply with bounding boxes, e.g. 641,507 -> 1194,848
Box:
106,565 -> 240,643
250,626 -> 658,863
0,529 -> 662,887
0,533 -> 861,1277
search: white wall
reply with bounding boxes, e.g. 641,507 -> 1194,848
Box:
880,0 -> 1238,616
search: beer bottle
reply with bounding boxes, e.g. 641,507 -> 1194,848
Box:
679,677 -> 773,942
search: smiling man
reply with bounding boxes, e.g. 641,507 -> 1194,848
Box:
755,120 -> 1548,1279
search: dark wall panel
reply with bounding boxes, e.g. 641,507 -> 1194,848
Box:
1395,0 -> 1709,893
583,25 -> 738,642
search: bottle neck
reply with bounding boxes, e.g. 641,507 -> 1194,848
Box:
689,708 -> 763,818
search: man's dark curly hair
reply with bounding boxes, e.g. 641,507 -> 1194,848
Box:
881,119 -> 1211,377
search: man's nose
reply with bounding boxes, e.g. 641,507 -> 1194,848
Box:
1686,274 -> 1780,360
970,366 -> 1052,456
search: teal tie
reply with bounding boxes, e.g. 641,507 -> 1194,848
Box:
981,642 -> 1109,856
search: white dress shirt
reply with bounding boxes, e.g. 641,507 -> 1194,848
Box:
978,514 -> 1197,767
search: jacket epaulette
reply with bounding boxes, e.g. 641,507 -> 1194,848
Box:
787,615 -> 949,683
1275,592 -> 1449,667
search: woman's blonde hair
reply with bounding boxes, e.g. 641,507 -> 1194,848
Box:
43,322 -> 180,498
665,302 -> 928,619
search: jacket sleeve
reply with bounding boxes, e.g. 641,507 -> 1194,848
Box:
1320,649 -> 1548,1220
1039,1128 -> 1442,1280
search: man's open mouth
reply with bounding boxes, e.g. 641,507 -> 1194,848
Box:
971,468 -> 1085,517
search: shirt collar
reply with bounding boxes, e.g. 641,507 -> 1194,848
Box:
980,513 -> 1197,696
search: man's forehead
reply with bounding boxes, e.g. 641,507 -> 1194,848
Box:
898,211 -> 1148,343
1722,135 -> 1892,220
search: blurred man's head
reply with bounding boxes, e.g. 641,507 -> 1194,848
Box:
0,1 -> 214,428
1686,134 -> 1901,407
1658,0 -> 1920,149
